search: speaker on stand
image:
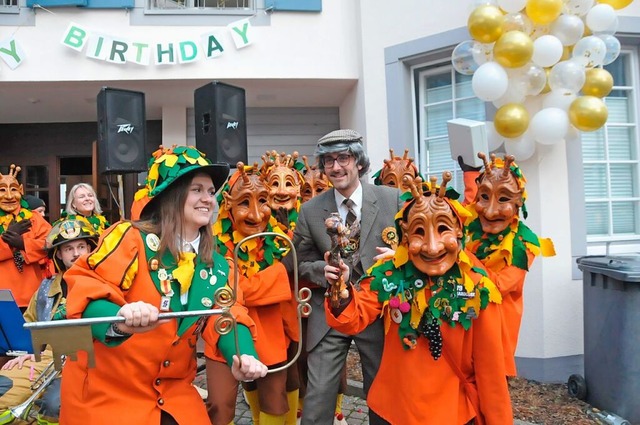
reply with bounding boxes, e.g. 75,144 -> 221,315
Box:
96,87 -> 148,220
194,81 -> 248,165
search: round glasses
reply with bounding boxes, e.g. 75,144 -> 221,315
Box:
323,154 -> 353,168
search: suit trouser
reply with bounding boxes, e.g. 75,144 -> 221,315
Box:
301,318 -> 384,425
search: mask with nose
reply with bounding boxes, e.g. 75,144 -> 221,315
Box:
473,153 -> 526,235
300,156 -> 331,203
373,149 -> 420,193
0,164 -> 24,215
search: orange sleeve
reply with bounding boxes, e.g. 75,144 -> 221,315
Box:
325,278 -> 382,335
238,262 -> 292,307
463,170 -> 480,206
483,250 -> 535,296
22,212 -> 52,264
473,302 -> 514,424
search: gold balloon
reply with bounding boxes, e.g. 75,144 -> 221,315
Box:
582,68 -> 614,98
597,0 -> 633,10
525,0 -> 563,25
468,5 -> 505,43
569,96 -> 609,132
494,103 -> 530,138
493,30 -> 534,68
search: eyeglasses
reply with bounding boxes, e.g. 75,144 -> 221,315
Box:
323,154 -> 353,168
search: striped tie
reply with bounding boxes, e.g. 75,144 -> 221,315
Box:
343,198 -> 357,227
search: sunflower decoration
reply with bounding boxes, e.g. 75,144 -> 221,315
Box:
465,153 -> 555,272
213,162 -> 290,277
260,150 -> 304,236
364,173 -> 501,360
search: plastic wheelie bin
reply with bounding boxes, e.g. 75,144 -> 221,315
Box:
574,255 -> 640,424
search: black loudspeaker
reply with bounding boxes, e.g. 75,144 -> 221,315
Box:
97,87 -> 147,174
194,82 -> 248,165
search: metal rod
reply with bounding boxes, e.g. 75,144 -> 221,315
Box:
24,309 -> 226,329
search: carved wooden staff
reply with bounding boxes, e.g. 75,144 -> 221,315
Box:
325,213 -> 351,308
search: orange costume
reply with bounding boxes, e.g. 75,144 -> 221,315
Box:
325,173 -> 512,425
0,165 -> 51,307
462,155 -> 555,376
60,222 -> 258,425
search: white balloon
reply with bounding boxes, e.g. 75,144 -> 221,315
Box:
503,12 -> 533,34
485,121 -> 505,151
492,70 -> 527,107
532,35 -> 563,67
586,4 -> 617,33
497,0 -> 526,13
600,34 -> 621,65
572,35 -> 607,68
504,131 -> 536,161
472,62 -> 509,101
543,90 -> 577,111
563,0 -> 594,16
530,107 -> 569,145
550,14 -> 585,46
452,40 -> 481,75
548,60 -> 586,93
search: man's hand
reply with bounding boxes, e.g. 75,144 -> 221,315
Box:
457,155 -> 482,172
6,219 -> 32,235
116,301 -> 169,334
231,354 -> 268,382
275,207 -> 290,230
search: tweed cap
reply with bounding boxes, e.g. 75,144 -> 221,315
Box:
317,129 -> 363,146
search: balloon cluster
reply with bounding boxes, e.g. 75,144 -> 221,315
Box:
453,0 -> 631,160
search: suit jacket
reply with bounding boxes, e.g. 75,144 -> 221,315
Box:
294,182 -> 402,351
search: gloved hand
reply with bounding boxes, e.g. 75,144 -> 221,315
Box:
6,219 -> 32,235
2,230 -> 25,251
275,207 -> 290,230
457,155 -> 482,172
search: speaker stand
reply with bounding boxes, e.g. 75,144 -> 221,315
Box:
117,175 -> 126,221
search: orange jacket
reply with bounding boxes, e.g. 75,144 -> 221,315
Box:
60,222 -> 257,425
0,210 -> 51,306
463,171 -> 536,376
326,254 -> 513,425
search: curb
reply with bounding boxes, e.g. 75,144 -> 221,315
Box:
346,378 -> 365,399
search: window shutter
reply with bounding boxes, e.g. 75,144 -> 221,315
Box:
265,0 -> 321,12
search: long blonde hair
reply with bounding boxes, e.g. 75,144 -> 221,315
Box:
66,183 -> 103,215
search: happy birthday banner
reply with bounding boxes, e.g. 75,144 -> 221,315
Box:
0,18 -> 253,70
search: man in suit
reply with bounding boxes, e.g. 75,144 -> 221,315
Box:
294,129 -> 402,424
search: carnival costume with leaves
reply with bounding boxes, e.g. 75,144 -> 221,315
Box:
59,211 -> 110,235
462,154 -> 555,377
0,165 -> 51,307
60,146 -> 260,425
211,163 -> 295,366
324,174 -> 512,425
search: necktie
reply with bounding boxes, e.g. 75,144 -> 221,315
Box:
343,198 -> 357,227
342,198 -> 363,280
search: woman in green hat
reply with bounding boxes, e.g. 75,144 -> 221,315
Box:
60,145 -> 267,425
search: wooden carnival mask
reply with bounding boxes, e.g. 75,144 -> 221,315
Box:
300,156 -> 331,203
262,151 -> 301,212
0,165 -> 24,215
222,162 -> 272,238
376,149 -> 419,193
400,173 -> 463,277
474,153 -> 524,235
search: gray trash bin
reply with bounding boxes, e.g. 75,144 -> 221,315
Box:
576,255 -> 640,424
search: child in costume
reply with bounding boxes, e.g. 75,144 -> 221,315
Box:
0,164 -> 52,309
60,146 -> 266,425
207,162 -> 297,425
460,153 -> 555,376
324,173 -> 512,425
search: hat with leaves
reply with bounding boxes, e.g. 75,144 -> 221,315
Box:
134,145 -> 230,219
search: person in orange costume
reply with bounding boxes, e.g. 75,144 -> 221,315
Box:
60,146 -> 267,425
0,164 -> 51,309
207,162 -> 297,425
324,173 -> 512,425
459,153 -> 555,376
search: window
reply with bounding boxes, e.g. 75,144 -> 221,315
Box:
147,0 -> 253,12
415,63 -> 486,194
582,50 -> 640,245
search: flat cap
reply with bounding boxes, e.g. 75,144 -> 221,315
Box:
317,129 -> 363,146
